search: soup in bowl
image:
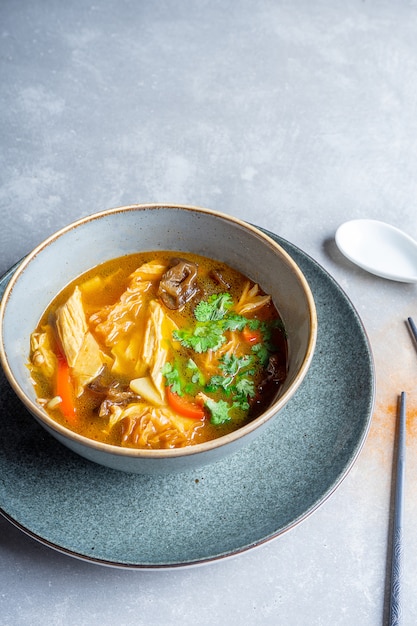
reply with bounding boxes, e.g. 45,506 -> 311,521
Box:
0,204 -> 317,474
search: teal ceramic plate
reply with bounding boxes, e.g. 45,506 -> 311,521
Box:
0,231 -> 374,568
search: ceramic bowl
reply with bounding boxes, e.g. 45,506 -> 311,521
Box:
0,204 -> 317,474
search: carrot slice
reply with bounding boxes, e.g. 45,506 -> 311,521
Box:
56,356 -> 77,424
242,327 -> 262,344
166,387 -> 205,420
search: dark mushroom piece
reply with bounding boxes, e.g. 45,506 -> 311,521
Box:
210,268 -> 231,289
158,258 -> 199,309
87,379 -> 140,417
251,354 -> 287,414
260,354 -> 287,388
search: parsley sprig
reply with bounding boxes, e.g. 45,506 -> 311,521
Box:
173,293 -> 265,352
206,353 -> 256,414
173,323 -> 226,353
165,292 -> 283,426
194,293 -> 233,321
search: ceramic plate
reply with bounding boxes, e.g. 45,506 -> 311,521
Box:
0,231 -> 374,568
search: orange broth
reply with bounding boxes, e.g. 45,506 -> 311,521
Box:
29,251 -> 288,449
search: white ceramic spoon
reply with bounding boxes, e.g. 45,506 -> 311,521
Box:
335,219 -> 417,283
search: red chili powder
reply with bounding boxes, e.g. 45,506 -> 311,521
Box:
365,396 -> 417,467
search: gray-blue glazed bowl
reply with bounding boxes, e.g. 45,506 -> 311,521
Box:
0,204 -> 317,474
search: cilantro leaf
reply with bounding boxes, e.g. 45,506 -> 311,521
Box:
186,359 -> 205,385
221,313 -> 248,332
205,374 -> 234,393
194,293 -> 233,321
232,397 -> 250,411
220,353 -> 254,377
165,292 -> 285,426
173,324 -> 226,353
235,378 -> 256,398
204,397 -> 231,425
161,362 -> 182,395
251,342 -> 270,367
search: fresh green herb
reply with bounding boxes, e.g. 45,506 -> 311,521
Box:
205,374 -> 234,394
173,323 -> 226,353
194,293 -> 233,321
205,353 -> 256,417
232,397 -> 250,412
220,353 -> 254,377
221,313 -> 249,332
161,362 -> 182,395
163,292 -> 285,427
251,342 -> 270,367
186,359 -> 205,385
250,319 -> 283,366
235,378 -> 256,398
204,397 -> 231,425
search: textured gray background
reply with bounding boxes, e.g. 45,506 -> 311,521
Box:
1,1 -> 417,624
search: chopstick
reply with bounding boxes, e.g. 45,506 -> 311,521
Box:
408,317 -> 417,344
389,391 -> 406,626
388,318 -> 415,624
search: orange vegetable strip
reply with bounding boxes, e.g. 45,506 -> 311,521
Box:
166,387 -> 205,420
56,356 -> 77,424
242,326 -> 262,344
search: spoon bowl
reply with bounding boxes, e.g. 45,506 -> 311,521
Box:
335,219 -> 417,283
